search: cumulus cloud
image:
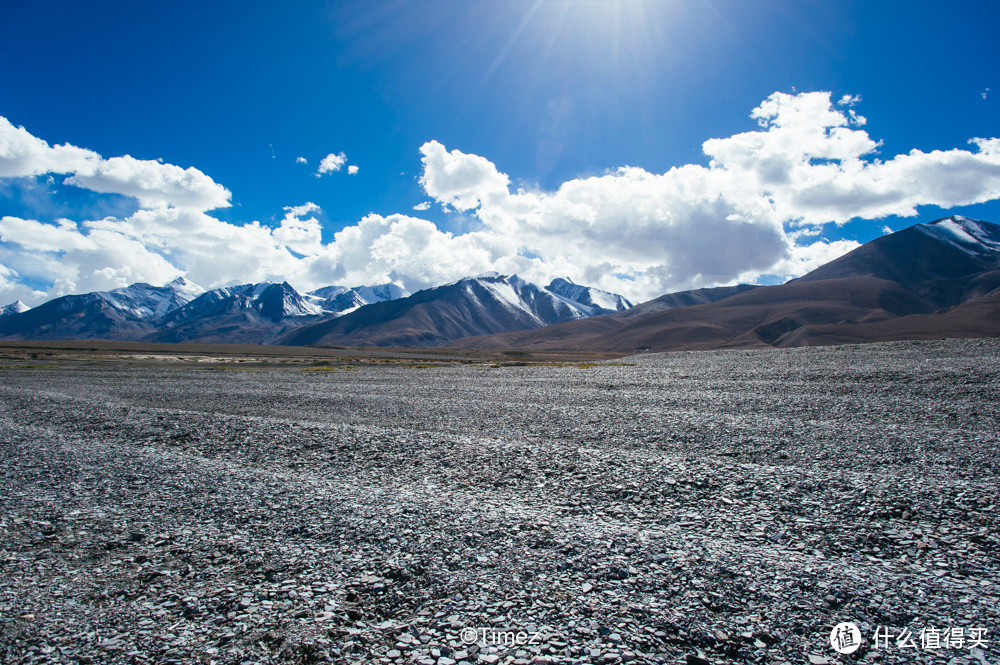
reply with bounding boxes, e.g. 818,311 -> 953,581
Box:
3,92 -> 1000,305
408,91 -> 1000,297
418,140 -> 510,211
769,238 -> 862,278
296,156 -> 308,165
0,116 -> 230,211
703,92 -> 1000,226
347,164 -> 359,175
0,262 -> 45,306
316,152 -> 347,175
0,215 -> 185,298
0,117 -> 98,177
311,213 -> 518,291
65,156 -> 231,211
273,203 -> 324,256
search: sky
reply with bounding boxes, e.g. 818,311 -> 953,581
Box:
0,0 -> 998,306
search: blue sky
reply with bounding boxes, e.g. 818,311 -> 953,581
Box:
0,0 -> 998,305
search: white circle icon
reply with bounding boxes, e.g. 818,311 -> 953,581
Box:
830,622 -> 862,654
461,627 -> 479,644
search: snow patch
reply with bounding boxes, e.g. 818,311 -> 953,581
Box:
920,216 -> 1000,257
0,300 -> 30,317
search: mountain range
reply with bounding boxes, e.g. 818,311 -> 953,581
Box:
0,273 -> 632,346
0,278 -> 407,344
2,216 -> 999,352
449,216 -> 1000,352
280,273 -> 633,347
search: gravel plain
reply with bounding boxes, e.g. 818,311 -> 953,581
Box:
1,338 -> 998,665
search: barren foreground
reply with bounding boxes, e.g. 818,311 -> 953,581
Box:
1,340 -> 998,665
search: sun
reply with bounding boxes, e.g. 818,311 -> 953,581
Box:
481,0 -> 673,86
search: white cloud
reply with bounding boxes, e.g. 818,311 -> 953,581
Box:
0,215 -> 185,298
273,203 -> 323,257
418,140 -> 510,211
410,91 -> 1000,298
770,238 -> 861,277
983,88 -> 990,100
66,155 -> 231,211
296,156 -> 308,164
0,116 -> 99,178
0,116 -> 230,211
700,92 -> 1000,226
347,164 -> 359,175
316,152 -> 347,175
315,213 -> 517,292
3,92 -> 1000,306
0,262 -> 45,306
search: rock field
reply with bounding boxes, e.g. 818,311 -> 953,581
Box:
1,339 -> 998,664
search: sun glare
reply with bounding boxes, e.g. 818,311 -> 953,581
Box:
478,0 -> 675,97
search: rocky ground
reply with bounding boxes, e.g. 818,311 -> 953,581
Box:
0,338 -> 997,665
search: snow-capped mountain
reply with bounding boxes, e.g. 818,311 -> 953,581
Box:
281,273 -> 634,348
0,277 -> 410,343
914,215 -> 1000,259
454,216 -> 1000,352
150,281 -> 327,343
0,273 -> 628,345
461,273 -> 630,324
95,277 -> 205,318
0,300 -> 30,318
0,277 -> 205,341
305,283 -> 406,316
546,278 -> 633,314
795,215 -> 1000,309
161,281 -> 318,322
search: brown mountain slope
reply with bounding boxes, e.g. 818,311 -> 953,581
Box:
448,277 -> 939,351
448,217 -> 1000,352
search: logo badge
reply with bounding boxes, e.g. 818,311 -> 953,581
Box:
830,622 -> 862,654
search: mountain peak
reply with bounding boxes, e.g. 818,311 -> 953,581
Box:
917,216 -> 1000,257
0,300 -> 30,318
281,273 -> 633,347
166,275 -> 202,289
546,277 -> 633,312
164,276 -> 205,298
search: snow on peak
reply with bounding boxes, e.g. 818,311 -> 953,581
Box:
477,276 -> 542,322
96,278 -> 206,319
166,276 -> 205,298
251,281 -> 277,298
920,216 -> 1000,257
304,282 -> 406,316
281,291 -> 323,317
546,277 -> 633,312
308,285 -> 351,300
0,300 -> 30,317
447,273 -> 632,325
353,283 -> 406,304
